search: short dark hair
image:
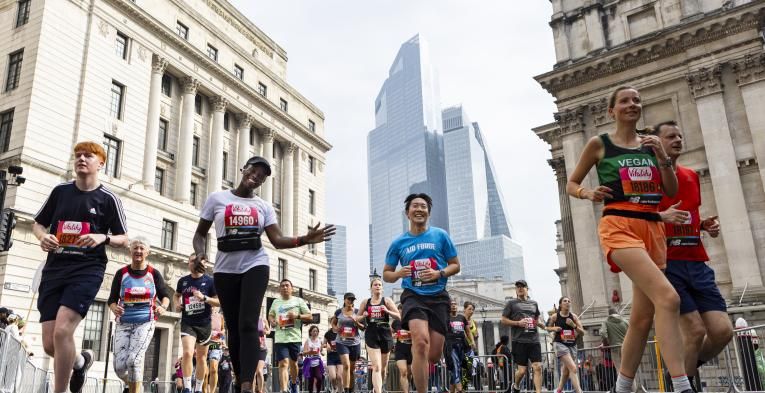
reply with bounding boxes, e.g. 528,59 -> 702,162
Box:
464,301 -> 475,310
309,325 -> 319,335
280,278 -> 293,287
651,120 -> 679,136
405,193 -> 432,212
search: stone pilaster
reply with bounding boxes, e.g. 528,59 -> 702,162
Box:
733,53 -> 765,197
282,143 -> 296,236
174,76 -> 200,203
261,130 -> 275,203
207,96 -> 227,196
687,66 -> 763,291
142,55 -> 168,189
236,114 -> 254,183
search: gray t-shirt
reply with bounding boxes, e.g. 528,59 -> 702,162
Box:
334,308 -> 361,346
502,298 -> 541,344
200,190 -> 277,274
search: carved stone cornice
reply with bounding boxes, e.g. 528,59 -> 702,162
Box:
237,114 -> 254,130
211,96 -> 228,112
687,65 -> 723,99
589,98 -> 611,127
554,106 -> 586,136
733,53 -> 765,87
536,6 -> 763,95
284,143 -> 297,154
262,129 -> 276,143
181,76 -> 200,95
547,156 -> 566,177
151,55 -> 168,74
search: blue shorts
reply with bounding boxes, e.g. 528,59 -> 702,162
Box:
274,342 -> 301,362
327,351 -> 341,366
336,342 -> 361,362
665,260 -> 727,314
37,269 -> 103,322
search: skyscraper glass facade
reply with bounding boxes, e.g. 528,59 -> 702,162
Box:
326,224 -> 347,303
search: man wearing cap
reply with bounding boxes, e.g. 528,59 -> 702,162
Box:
269,279 -> 313,393
501,280 -> 544,393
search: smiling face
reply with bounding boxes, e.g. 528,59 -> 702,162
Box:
658,124 -> 683,159
239,164 -> 270,190
406,197 -> 431,226
130,242 -> 149,264
608,88 -> 642,124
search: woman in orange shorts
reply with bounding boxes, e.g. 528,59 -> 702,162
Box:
566,86 -> 690,392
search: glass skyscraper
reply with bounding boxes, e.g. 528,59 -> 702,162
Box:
326,224 -> 347,304
443,105 -> 525,282
367,35 -> 449,283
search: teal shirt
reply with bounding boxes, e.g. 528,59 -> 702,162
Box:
269,297 -> 310,343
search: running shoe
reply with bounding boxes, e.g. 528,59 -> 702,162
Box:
512,384 -> 521,393
69,349 -> 94,393
290,382 -> 299,393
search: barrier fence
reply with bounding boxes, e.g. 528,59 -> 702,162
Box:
5,325 -> 765,392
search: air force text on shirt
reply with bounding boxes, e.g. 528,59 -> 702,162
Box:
404,243 -> 436,254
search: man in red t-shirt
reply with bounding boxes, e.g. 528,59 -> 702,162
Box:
655,121 -> 733,385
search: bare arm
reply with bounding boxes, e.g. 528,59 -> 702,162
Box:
193,218 -> 213,258
384,297 -> 401,321
572,313 -> 585,335
566,136 -> 614,202
500,316 -> 517,327
383,263 -> 410,283
264,222 -> 336,250
173,292 -> 182,312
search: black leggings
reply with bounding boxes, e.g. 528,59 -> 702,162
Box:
214,265 -> 269,385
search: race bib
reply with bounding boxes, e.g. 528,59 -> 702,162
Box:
410,258 -> 437,287
224,203 -> 259,235
329,340 -> 337,351
55,221 -> 91,247
667,213 -> 701,247
450,320 -> 465,334
523,317 -> 536,332
397,330 -> 411,343
184,295 -> 204,314
561,329 -> 576,342
341,326 -> 356,338
619,166 -> 661,205
368,305 -> 387,323
123,287 -> 150,305
278,313 -> 295,329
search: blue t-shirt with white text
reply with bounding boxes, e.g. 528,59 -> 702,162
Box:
385,227 -> 457,295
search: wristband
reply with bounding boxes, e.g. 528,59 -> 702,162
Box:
576,187 -> 585,199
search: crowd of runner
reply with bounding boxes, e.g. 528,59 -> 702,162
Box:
28,84 -> 735,393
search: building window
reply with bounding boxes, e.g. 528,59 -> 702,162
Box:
234,64 -> 244,80
257,82 -> 267,97
278,258 -> 287,281
309,269 -> 317,291
279,98 -> 288,112
154,168 -> 165,195
110,81 -> 125,120
176,21 -> 188,40
207,44 -> 218,62
16,0 -> 31,28
308,156 -> 315,174
161,219 -> 176,250
308,189 -> 315,215
6,50 -> 24,92
249,129 -> 255,145
190,183 -> 198,207
308,226 -> 317,255
161,74 -> 172,97
223,112 -> 230,131
308,119 -> 316,133
81,301 -> 105,360
115,32 -> 128,60
158,119 -> 168,151
222,151 -> 229,180
192,135 -> 200,166
195,94 -> 202,115
0,109 -> 14,153
102,135 -> 120,177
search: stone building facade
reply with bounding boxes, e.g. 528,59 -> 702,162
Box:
533,0 -> 765,344
0,0 -> 335,381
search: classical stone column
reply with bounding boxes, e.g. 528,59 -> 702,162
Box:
142,55 -> 168,189
174,76 -> 200,203
207,97 -> 227,196
687,66 -> 763,290
557,107 -> 608,313
236,114 -> 254,183
282,143 -> 296,236
733,54 -> 765,195
261,130 -> 275,202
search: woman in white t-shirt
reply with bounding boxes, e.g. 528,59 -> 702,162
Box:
302,325 -> 325,393
193,156 -> 336,393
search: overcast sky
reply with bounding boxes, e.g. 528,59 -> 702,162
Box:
233,1 -> 563,311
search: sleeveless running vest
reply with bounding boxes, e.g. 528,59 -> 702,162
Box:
553,311 -> 577,346
366,298 -> 390,326
118,266 -> 157,324
596,133 -> 662,213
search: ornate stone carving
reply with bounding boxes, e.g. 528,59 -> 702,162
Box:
151,55 -> 168,74
553,106 -> 586,135
285,143 -> 297,154
138,45 -> 148,62
547,156 -> 566,176
589,98 -> 611,127
687,65 -> 723,99
181,76 -> 200,95
262,129 -> 276,143
98,19 -> 109,37
160,103 -> 168,117
732,53 -> 765,86
164,262 -> 175,281
237,114 -> 254,130
211,96 -> 228,112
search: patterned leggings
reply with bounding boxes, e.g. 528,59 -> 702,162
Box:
113,321 -> 155,382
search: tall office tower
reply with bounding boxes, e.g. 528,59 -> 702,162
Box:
367,35 -> 448,285
327,224 -> 348,303
443,105 -> 525,282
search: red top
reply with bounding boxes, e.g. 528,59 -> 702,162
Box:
658,165 -> 709,262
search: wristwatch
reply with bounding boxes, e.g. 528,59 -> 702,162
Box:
439,270 -> 446,279
104,236 -> 111,246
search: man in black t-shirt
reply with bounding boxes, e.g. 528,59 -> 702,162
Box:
445,298 -> 470,393
33,142 -> 129,393
501,280 -> 544,393
174,255 -> 220,393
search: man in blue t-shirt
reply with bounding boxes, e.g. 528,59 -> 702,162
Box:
174,255 -> 220,393
383,193 -> 461,393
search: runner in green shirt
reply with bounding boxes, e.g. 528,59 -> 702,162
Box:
268,279 -> 312,393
